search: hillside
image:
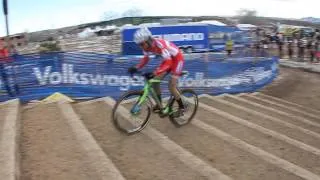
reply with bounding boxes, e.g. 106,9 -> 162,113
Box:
301,17 -> 320,24
22,15 -> 320,43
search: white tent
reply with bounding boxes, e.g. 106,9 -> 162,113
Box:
93,25 -> 118,32
187,20 -> 226,26
236,24 -> 257,31
198,20 -> 227,26
105,25 -> 118,30
77,28 -> 96,38
120,24 -> 134,31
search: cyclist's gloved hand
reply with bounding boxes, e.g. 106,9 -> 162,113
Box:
128,66 -> 138,75
144,72 -> 155,80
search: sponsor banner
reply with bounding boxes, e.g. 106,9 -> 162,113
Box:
0,52 -> 279,102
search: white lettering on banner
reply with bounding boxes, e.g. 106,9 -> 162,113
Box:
33,66 -> 52,85
31,62 -> 276,91
152,33 -> 204,41
32,64 -> 144,91
108,76 -> 118,86
50,72 -> 62,85
178,63 -> 276,88
63,64 -> 68,83
90,74 -> 106,85
0,79 -> 2,91
80,73 -> 89,85
119,77 -> 130,91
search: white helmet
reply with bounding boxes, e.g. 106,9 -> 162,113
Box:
134,27 -> 152,44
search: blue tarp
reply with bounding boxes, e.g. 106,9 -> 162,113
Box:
121,24 -> 249,55
0,52 -> 279,103
122,25 -> 210,55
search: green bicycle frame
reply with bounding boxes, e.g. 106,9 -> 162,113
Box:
136,78 -> 171,115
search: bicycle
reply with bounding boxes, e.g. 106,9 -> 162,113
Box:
111,71 -> 199,135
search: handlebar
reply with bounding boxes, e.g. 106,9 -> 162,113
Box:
129,71 -> 147,81
129,70 -> 189,81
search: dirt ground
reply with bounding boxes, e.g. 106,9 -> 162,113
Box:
20,103 -> 96,180
12,66 -> 320,180
260,66 -> 320,110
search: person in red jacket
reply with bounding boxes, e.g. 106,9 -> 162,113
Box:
128,27 -> 185,115
0,40 -> 9,61
0,39 -> 14,96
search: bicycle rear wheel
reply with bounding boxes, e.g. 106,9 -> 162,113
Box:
169,89 -> 198,127
112,90 -> 151,135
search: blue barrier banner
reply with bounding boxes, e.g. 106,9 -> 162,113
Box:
0,52 -> 279,103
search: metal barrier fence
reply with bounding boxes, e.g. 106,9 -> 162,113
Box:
0,51 -> 279,103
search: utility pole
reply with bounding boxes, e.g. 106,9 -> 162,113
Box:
3,0 -> 9,39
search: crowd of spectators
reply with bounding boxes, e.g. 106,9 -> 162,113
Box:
248,28 -> 320,63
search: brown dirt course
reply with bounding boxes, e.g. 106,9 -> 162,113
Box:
260,67 -> 320,111
15,66 -> 319,180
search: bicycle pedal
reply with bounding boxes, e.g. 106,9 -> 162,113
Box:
172,109 -> 185,118
152,105 -> 162,113
153,109 -> 161,113
159,113 -> 167,118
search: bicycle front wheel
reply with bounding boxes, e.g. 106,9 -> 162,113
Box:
112,90 -> 151,135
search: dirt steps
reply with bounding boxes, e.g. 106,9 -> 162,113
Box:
0,100 -> 20,180
0,92 -> 320,180
74,100 -> 210,180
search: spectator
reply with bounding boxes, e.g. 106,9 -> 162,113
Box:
288,40 -> 293,59
315,29 -> 320,41
8,44 -> 20,94
9,44 -> 18,56
253,40 -> 261,57
307,38 -> 314,62
315,40 -> 320,63
225,38 -> 233,57
261,36 -> 269,57
0,40 -> 9,60
276,33 -> 283,58
0,40 -> 14,97
298,36 -> 307,61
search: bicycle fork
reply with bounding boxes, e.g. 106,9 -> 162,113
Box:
131,85 -> 151,115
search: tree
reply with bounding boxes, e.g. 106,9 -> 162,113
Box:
237,9 -> 259,24
122,8 -> 143,17
38,41 -> 61,53
101,8 -> 144,22
237,9 -> 257,17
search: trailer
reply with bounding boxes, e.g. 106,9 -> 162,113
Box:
121,23 -> 249,55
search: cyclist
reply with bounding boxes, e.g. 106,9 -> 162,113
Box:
128,27 -> 185,115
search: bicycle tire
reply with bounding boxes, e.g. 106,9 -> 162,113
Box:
169,89 -> 199,127
112,90 -> 151,135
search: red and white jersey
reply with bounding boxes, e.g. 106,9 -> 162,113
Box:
136,38 -> 184,76
143,38 -> 181,60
